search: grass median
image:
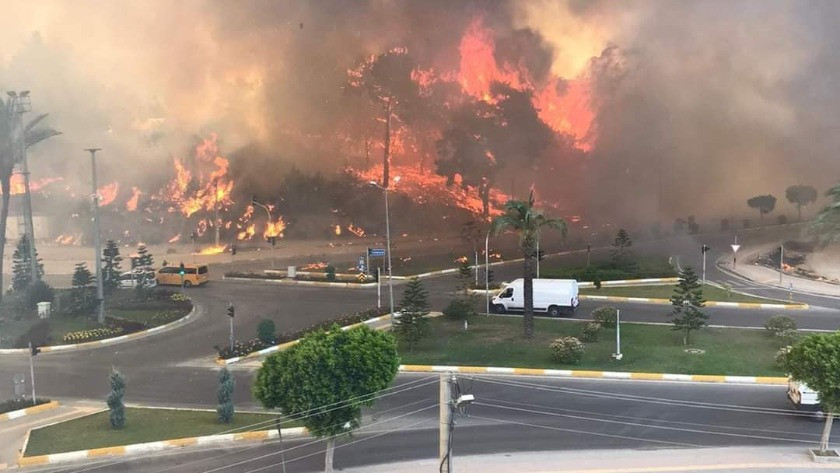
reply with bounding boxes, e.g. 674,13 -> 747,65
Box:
25,408 -> 295,456
580,284 -> 788,304
399,316 -> 787,377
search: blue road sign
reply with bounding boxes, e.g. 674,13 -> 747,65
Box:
368,248 -> 386,257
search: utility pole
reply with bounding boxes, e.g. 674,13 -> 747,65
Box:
377,267 -> 381,308
612,309 -> 622,360
85,148 -> 105,324
701,245 -> 710,286
439,374 -> 452,473
8,91 -> 37,284
779,243 -> 784,285
28,342 -> 39,405
485,232 -> 490,316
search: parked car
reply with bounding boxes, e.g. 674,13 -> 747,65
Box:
156,264 -> 210,287
118,268 -> 157,289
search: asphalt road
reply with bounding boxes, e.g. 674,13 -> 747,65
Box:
25,375 -> 836,473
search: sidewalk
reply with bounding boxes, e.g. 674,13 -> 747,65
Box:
719,245 -> 840,298
345,446 -> 840,472
0,400 -> 101,469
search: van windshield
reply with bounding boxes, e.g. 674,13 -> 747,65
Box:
497,287 -> 513,298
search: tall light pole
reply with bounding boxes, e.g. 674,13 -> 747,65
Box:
7,91 -> 38,284
369,177 -> 398,322
251,196 -> 276,268
85,148 -> 105,324
485,231 -> 490,316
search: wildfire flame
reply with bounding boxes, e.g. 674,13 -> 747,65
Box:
2,176 -> 64,195
334,224 -> 341,236
54,234 -> 81,245
196,245 -> 226,255
301,262 -> 328,271
125,187 -> 142,211
168,233 -> 181,243
158,134 -> 234,218
237,224 -> 255,240
98,182 -> 120,207
264,217 -> 286,239
347,224 -> 365,237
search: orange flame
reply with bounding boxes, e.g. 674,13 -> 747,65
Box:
264,217 -> 286,239
168,233 -> 181,243
334,224 -> 342,236
98,182 -> 119,207
3,176 -> 64,195
237,224 -> 256,240
347,224 -> 365,237
196,245 -> 226,255
301,262 -> 328,271
159,134 -> 234,217
125,187 -> 142,211
54,234 -> 81,245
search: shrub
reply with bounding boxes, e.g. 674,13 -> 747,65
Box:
13,320 -> 50,348
591,307 -> 618,329
550,337 -> 585,364
764,315 -> 797,337
775,345 -> 792,367
62,327 -> 125,344
442,298 -> 475,320
257,319 -> 276,344
0,398 -> 50,414
325,265 -> 336,282
580,322 -> 602,342
25,281 -> 54,309
105,316 -> 146,333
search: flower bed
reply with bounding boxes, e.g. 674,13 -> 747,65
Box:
215,306 -> 389,359
62,327 -> 125,344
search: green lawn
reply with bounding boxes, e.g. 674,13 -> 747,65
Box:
25,408 -> 294,456
580,284 -> 788,304
399,316 -> 787,376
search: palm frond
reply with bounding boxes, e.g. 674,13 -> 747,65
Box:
24,128 -> 61,151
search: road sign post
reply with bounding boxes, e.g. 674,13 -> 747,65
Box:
730,243 -> 740,269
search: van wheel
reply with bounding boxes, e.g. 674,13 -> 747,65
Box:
491,304 -> 505,314
184,280 -> 193,288
548,305 -> 562,317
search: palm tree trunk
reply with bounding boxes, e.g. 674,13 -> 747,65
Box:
0,175 -> 10,302
820,411 -> 834,453
523,248 -> 536,339
324,437 -> 335,472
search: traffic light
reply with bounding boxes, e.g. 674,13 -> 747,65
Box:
231,244 -> 237,256
30,342 -> 40,357
701,245 -> 711,254
179,262 -> 185,276
227,304 -> 235,319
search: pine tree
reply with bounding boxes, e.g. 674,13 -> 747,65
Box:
668,266 -> 708,345
395,277 -> 430,352
102,240 -> 123,291
456,258 -> 473,293
136,244 -> 154,268
107,370 -> 126,429
216,367 -> 235,423
71,263 -> 95,315
11,235 -> 44,291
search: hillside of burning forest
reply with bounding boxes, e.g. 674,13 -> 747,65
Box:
4,0 -> 840,248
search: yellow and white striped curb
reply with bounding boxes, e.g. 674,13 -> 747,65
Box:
578,278 -> 679,288
223,276 -> 378,288
18,426 -> 307,467
0,401 -> 59,422
398,365 -> 787,385
0,305 -> 198,355
578,294 -> 808,310
217,313 -> 394,365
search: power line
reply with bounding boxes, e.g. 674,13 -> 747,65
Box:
474,401 -> 824,445
201,403 -> 438,473
471,376 -> 816,418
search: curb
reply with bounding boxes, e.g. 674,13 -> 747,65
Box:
578,278 -> 679,288
0,401 -> 59,422
223,276 -> 378,288
0,304 -> 199,355
18,426 -> 307,467
398,365 -> 787,385
578,294 -> 808,310
217,313 -> 394,365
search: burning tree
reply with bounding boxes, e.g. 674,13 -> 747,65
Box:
0,98 -> 60,301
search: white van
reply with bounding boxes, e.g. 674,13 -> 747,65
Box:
491,278 -> 579,317
788,378 -> 823,419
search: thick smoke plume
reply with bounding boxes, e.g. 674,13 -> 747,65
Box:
1,0 -> 839,230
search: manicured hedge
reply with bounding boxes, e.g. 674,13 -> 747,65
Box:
0,398 -> 51,414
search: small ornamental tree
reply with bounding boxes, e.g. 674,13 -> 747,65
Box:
136,244 -> 154,268
257,319 -> 276,345
395,277 -> 429,351
668,266 -> 707,345
216,367 -> 235,423
253,325 -> 399,472
71,262 -> 95,315
11,235 -> 44,291
784,333 -> 840,454
107,370 -> 126,429
456,258 -> 472,293
610,229 -> 633,269
102,240 -> 123,292
747,194 -> 777,221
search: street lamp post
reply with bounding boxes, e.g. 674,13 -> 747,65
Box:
485,232 -> 490,316
251,197 -> 276,268
369,177 -> 398,322
7,91 -> 38,284
85,148 -> 105,324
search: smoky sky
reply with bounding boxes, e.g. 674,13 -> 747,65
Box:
1,0 -> 840,224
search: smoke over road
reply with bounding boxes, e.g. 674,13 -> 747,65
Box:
0,0 -> 838,233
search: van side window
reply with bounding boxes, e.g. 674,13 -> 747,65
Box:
159,267 -> 177,274
186,268 -> 197,275
198,266 -> 208,274
501,288 -> 513,298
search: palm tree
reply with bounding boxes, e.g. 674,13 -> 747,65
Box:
491,191 -> 567,339
0,98 -> 61,301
